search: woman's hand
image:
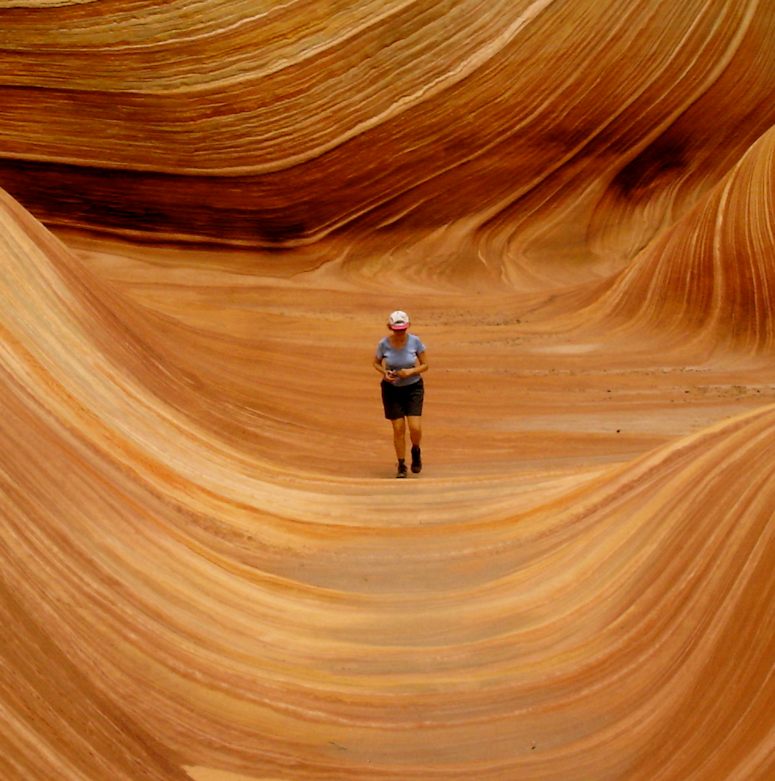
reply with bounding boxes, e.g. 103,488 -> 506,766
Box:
384,369 -> 399,382
395,368 -> 412,379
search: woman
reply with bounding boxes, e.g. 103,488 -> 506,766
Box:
372,310 -> 428,478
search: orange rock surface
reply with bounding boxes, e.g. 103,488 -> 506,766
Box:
0,2 -> 774,780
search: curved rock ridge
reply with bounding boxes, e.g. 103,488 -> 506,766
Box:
1,2 -> 775,780
580,125 -> 775,355
1,0 -> 774,257
1,190 -> 775,780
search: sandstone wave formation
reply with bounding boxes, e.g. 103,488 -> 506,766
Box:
1,2 -> 774,780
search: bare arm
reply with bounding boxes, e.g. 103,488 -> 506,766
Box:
395,350 -> 428,379
373,355 -> 394,381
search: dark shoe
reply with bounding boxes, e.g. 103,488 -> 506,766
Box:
396,460 -> 408,479
410,445 -> 422,473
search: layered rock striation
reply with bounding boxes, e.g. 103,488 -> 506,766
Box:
1,2 -> 774,780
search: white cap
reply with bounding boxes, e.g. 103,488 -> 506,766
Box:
387,310 -> 410,330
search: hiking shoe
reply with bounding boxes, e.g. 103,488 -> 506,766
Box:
396,461 -> 408,479
410,445 -> 422,473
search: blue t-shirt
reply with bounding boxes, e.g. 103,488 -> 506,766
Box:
376,333 -> 426,386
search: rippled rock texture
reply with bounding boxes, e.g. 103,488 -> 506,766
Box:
1,2 -> 774,780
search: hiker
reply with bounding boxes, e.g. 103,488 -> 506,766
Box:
372,310 -> 428,478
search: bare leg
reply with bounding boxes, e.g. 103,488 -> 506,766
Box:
407,416 -> 423,473
407,416 -> 422,447
390,418 -> 407,461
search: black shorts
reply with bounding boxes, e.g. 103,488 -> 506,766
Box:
381,378 -> 424,420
